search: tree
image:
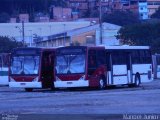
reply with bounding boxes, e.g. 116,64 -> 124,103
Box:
89,9 -> 99,18
151,7 -> 160,19
116,22 -> 160,53
0,12 -> 10,23
0,36 -> 23,53
102,10 -> 140,26
52,0 -> 67,7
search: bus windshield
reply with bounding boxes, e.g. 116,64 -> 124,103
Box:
11,56 -> 40,75
56,54 -> 85,74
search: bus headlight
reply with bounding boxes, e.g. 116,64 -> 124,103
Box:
10,77 -> 16,82
56,76 -> 61,81
79,75 -> 85,81
33,77 -> 39,82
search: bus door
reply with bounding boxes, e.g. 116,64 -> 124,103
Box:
41,51 -> 54,88
88,49 -> 98,87
87,49 -> 106,87
111,51 -> 131,85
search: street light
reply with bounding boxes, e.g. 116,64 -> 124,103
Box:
15,21 -> 25,47
63,24 -> 66,46
99,0 -> 103,45
22,21 -> 25,47
29,30 -> 33,47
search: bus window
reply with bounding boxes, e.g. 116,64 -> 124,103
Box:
132,50 -> 140,64
112,51 -> 127,65
106,52 -> 111,71
0,56 -> 2,68
144,50 -> 152,63
89,49 -> 96,55
97,50 -> 105,66
88,55 -> 96,69
88,49 -> 97,75
132,50 -> 151,64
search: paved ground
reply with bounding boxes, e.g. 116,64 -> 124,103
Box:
0,80 -> 160,120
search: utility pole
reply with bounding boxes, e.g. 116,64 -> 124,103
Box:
99,0 -> 103,45
22,21 -> 25,47
29,30 -> 32,47
63,24 -> 66,46
15,22 -> 25,47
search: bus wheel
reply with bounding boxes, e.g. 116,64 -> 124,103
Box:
99,77 -> 106,90
25,88 -> 33,92
135,74 -> 141,87
50,86 -> 55,91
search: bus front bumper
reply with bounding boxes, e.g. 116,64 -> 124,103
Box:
9,82 -> 42,88
54,80 -> 89,88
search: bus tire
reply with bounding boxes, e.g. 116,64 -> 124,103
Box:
99,76 -> 106,90
135,74 -> 141,87
50,86 -> 55,91
25,88 -> 33,92
128,84 -> 134,88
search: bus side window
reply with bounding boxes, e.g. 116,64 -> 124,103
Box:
146,50 -> 152,63
0,56 -> 2,68
97,50 -> 105,66
132,50 -> 140,64
132,50 -> 151,64
88,49 -> 97,75
140,50 -> 146,64
106,52 -> 111,71
88,55 -> 96,69
112,52 -> 126,65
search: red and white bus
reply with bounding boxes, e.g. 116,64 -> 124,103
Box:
54,46 -> 152,89
9,47 -> 56,92
0,53 -> 10,85
54,46 -> 107,89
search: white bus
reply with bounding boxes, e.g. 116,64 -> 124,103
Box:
105,46 -> 152,87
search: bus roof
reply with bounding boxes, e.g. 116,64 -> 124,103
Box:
11,47 -> 56,55
56,46 -> 105,49
12,47 -> 57,51
105,46 -> 150,50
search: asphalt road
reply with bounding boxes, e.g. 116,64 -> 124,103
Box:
0,80 -> 160,120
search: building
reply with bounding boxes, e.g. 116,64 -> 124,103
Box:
111,0 -> 148,20
10,18 -> 17,23
138,2 -> 148,19
50,7 -> 72,21
147,0 -> 160,17
19,14 -> 29,23
67,0 -> 98,17
67,0 -> 149,20
35,23 -> 121,47
0,22 -> 91,46
68,0 -> 89,15
34,16 -> 50,22
96,0 -> 112,13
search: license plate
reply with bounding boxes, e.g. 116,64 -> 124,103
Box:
20,83 -> 26,85
67,82 -> 72,84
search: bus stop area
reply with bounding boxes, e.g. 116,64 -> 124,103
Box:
0,79 -> 160,119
